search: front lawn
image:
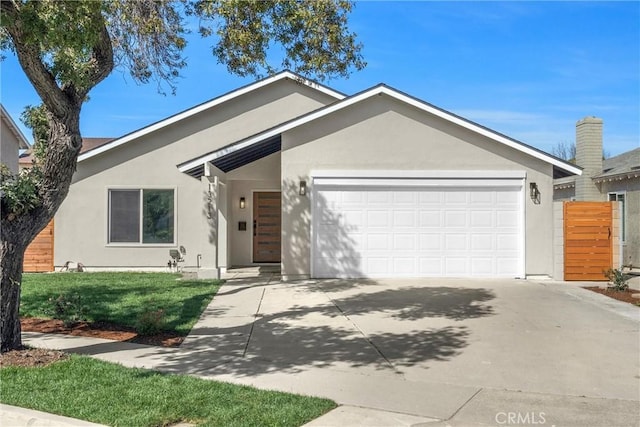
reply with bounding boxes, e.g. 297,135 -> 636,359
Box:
0,355 -> 336,426
20,273 -> 221,335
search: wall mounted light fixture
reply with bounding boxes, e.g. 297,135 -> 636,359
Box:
529,182 -> 540,202
299,180 -> 307,196
239,197 -> 246,209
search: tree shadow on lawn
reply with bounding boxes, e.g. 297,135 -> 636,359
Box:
20,279 -> 219,334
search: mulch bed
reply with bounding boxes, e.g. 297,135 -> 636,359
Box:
584,287 -> 640,305
1,319 -> 184,368
20,317 -> 184,347
0,347 -> 68,368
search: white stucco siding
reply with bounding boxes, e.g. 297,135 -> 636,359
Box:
1,124 -> 21,174
281,95 -> 555,278
55,80 -> 334,268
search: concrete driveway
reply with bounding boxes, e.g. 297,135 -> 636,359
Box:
174,274 -> 639,425
24,273 -> 639,426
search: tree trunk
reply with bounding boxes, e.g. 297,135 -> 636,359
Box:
0,110 -> 82,353
0,236 -> 26,352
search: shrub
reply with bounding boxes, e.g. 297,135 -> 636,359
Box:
44,294 -> 88,327
135,307 -> 166,336
604,268 -> 630,292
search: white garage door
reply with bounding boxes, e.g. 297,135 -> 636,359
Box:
312,176 -> 524,278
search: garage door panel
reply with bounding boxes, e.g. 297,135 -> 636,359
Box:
445,210 -> 467,227
366,192 -> 391,204
445,234 -> 468,250
471,258 -> 494,275
419,233 -> 442,250
393,257 -> 416,275
419,192 -> 442,204
471,211 -> 493,227
312,184 -> 523,278
367,211 -> 390,227
470,191 -> 493,204
445,257 -> 469,275
471,234 -> 494,250
394,234 -> 417,250
419,211 -> 442,227
393,211 -> 416,227
445,192 -> 467,204
367,234 -> 391,250
420,258 -> 443,275
496,234 -> 519,251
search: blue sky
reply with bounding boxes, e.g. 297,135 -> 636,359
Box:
2,1 -> 639,156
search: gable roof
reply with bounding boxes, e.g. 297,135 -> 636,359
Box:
78,71 -> 345,162
177,84 -> 582,178
553,146 -> 640,189
1,104 -> 30,149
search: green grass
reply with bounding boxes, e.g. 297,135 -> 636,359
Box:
0,355 -> 336,426
20,273 -> 221,335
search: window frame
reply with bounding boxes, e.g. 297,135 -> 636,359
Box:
608,191 -> 626,243
107,187 -> 178,247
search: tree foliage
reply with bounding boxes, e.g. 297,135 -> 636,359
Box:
0,0 -> 365,352
551,141 -> 577,163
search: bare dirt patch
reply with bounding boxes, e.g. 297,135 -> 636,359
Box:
20,318 -> 184,347
584,287 -> 640,306
0,347 -> 67,368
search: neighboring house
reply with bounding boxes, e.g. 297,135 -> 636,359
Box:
1,104 -> 29,173
19,137 -> 115,170
54,71 -> 581,279
554,117 -> 640,267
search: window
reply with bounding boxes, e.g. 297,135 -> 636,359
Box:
109,189 -> 175,244
608,192 -> 625,242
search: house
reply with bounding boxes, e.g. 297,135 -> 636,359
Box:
1,104 -> 29,174
554,117 -> 640,267
19,138 -> 115,273
53,71 -> 581,279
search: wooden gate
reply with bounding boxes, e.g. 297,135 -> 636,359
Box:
23,220 -> 54,272
564,202 -> 612,281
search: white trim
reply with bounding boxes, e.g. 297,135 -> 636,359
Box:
1,104 -> 30,149
608,191 -> 627,243
79,71 -> 345,162
106,186 -> 178,246
311,169 -> 527,179
313,178 -> 524,188
179,86 -> 582,176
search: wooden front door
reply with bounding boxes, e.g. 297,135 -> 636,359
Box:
564,201 -> 613,281
253,192 -> 281,263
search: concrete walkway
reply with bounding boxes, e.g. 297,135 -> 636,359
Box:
9,272 -> 640,426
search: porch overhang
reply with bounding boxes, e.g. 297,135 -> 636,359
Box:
179,135 -> 281,178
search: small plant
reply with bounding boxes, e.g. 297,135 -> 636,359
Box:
604,268 -> 630,292
135,305 -> 166,336
44,293 -> 88,327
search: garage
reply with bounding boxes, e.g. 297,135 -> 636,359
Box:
311,172 -> 525,279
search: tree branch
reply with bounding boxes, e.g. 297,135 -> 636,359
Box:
1,1 -> 71,118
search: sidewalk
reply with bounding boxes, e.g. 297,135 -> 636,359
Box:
0,404 -> 106,427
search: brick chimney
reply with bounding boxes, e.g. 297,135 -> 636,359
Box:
575,117 -> 604,201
